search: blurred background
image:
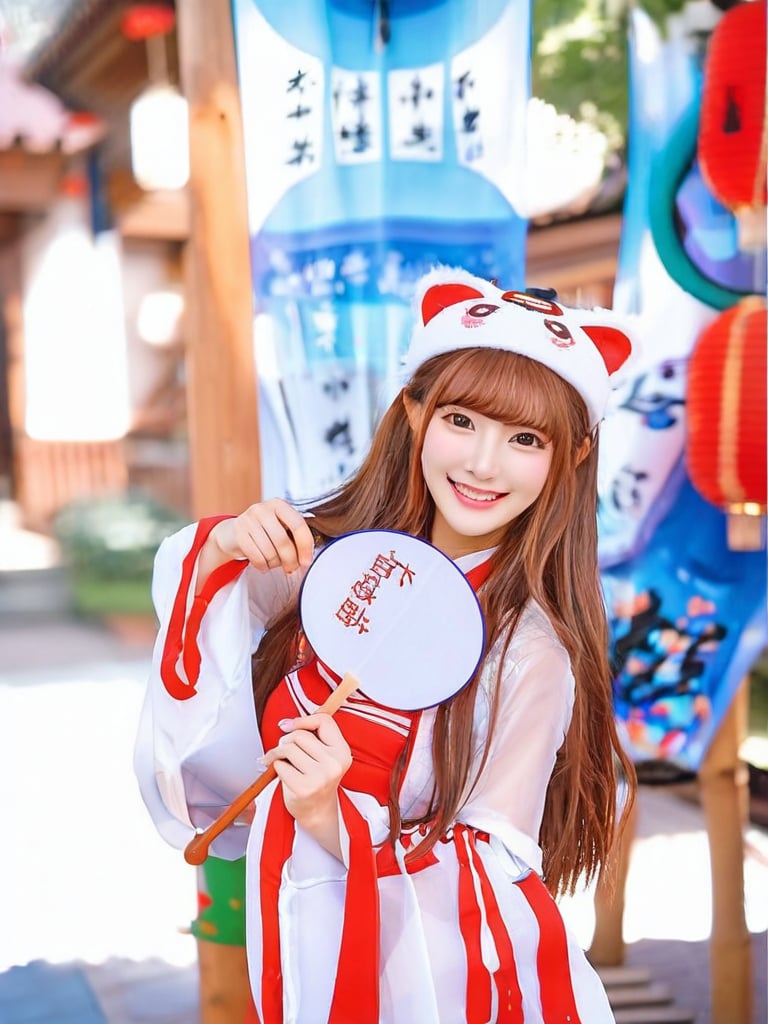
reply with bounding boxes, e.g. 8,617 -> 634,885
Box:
0,1 -> 765,1022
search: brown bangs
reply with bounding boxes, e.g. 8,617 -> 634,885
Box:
418,348 -> 586,442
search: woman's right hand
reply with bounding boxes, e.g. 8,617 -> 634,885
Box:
197,500 -> 315,590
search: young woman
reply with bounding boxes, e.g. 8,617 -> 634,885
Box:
136,266 -> 638,1023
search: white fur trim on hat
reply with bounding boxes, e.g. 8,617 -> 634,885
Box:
403,266 -> 640,428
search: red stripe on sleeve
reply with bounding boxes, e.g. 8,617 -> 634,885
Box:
159,515 -> 246,700
181,556 -> 250,684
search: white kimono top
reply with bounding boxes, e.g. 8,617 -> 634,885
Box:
134,518 -> 615,1024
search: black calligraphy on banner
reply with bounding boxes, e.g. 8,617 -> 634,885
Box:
283,66 -> 323,167
453,68 -> 482,162
389,64 -> 444,161
331,68 -> 382,164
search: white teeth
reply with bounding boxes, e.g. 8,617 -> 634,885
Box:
454,482 -> 500,502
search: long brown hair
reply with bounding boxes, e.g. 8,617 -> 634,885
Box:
251,347 -> 636,896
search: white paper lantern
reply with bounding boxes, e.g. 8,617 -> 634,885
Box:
129,82 -> 189,191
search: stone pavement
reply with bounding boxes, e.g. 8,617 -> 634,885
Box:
0,613 -> 766,1024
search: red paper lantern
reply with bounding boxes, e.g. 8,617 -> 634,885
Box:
698,0 -> 767,250
120,3 -> 176,41
687,296 -> 767,549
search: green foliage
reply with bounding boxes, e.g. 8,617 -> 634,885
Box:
53,491 -> 185,613
54,490 -> 183,581
532,0 -> 631,156
531,0 -> 702,159
634,0 -> 692,33
70,577 -> 157,618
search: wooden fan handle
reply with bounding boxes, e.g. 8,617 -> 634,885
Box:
183,671 -> 361,865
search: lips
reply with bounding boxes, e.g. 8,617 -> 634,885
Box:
450,479 -> 506,504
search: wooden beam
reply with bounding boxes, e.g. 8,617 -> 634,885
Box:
526,212 -> 622,302
0,148 -> 65,212
110,168 -> 190,241
176,0 -> 261,518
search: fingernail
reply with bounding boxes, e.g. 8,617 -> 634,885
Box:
278,718 -> 293,731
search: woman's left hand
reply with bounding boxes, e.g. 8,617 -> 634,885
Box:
261,714 -> 352,859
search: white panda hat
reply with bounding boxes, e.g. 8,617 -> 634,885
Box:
403,267 -> 640,429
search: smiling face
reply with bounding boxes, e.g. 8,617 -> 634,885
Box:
402,346 -> 592,561
416,403 -> 553,558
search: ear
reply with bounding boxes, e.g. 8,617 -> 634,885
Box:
421,282 -> 485,327
580,324 -> 633,375
575,435 -> 592,465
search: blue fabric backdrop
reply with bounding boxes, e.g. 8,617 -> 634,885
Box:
231,0 -> 530,499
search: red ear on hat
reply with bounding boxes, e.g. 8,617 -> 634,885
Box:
580,324 -> 633,375
421,283 -> 485,326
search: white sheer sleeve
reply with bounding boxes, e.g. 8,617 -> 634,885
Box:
459,605 -> 574,877
134,521 -> 304,858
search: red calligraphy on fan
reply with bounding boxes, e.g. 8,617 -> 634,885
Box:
335,549 -> 416,634
335,598 -> 371,634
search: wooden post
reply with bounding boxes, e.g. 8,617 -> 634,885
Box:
176,0 -> 261,519
698,681 -> 753,1024
587,795 -> 638,966
175,3 -> 259,1020
196,939 -> 253,1024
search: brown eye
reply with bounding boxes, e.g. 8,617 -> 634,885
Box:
449,413 -> 473,429
466,303 -> 499,318
511,431 -> 545,448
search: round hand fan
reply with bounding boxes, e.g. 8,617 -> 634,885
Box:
299,529 -> 485,710
184,530 -> 485,864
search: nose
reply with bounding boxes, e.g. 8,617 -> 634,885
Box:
465,427 -> 503,480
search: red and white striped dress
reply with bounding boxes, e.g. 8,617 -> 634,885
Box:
135,519 -> 615,1023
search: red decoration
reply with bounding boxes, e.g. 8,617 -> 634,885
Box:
59,172 -> 88,198
698,0 -> 767,246
120,3 -> 176,41
66,111 -> 101,128
687,297 -> 767,546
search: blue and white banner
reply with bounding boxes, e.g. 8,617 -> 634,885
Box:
231,0 -> 530,499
